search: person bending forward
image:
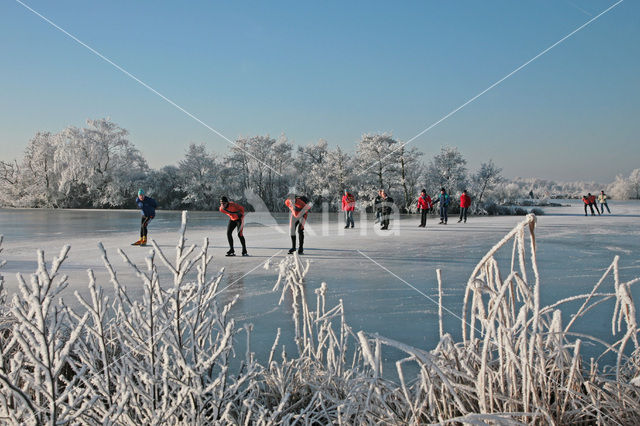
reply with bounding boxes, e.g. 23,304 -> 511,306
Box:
133,189 -> 157,246
286,195 -> 311,254
220,196 -> 248,256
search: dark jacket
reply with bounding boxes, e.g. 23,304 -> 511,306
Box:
433,193 -> 450,207
137,196 -> 157,217
374,195 -> 383,213
381,196 -> 394,215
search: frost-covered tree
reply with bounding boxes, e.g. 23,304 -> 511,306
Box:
146,165 -> 186,209
397,145 -> 423,211
356,133 -> 401,192
19,132 -> 61,207
609,169 -> 640,200
472,160 -> 503,205
56,119 -> 149,208
295,139 -> 329,203
323,146 -> 355,209
225,135 -> 293,211
425,146 -> 468,197
177,143 -> 220,209
629,169 -> 640,199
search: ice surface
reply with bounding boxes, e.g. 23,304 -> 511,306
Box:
1,200 -> 638,363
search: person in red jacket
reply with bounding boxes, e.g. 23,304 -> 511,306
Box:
341,189 -> 356,229
219,196 -> 248,256
458,190 -> 471,223
587,193 -> 600,216
416,189 -> 432,228
285,194 -> 311,254
582,195 -> 596,216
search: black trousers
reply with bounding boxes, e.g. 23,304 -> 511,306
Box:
290,220 -> 304,249
140,216 -> 153,237
227,219 -> 247,251
584,204 -> 598,215
459,207 -> 468,221
420,209 -> 427,226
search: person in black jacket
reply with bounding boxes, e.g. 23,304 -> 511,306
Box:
133,189 -> 157,246
374,189 -> 383,224
380,190 -> 394,230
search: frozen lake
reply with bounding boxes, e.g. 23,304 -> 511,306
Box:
1,200 -> 639,371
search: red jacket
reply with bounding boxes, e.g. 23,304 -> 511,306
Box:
285,197 -> 309,220
460,193 -> 471,209
588,195 -> 597,204
342,193 -> 355,211
219,201 -> 244,221
417,194 -> 432,210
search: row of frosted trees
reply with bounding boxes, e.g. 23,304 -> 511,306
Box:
0,119 -> 503,212
1,118 -> 637,212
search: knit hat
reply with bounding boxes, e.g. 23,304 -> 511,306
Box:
138,189 -> 145,196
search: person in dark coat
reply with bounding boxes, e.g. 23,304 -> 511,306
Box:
433,188 -> 450,224
380,190 -> 394,230
374,189 -> 383,224
133,189 -> 157,246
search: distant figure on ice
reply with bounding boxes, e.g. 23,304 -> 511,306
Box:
379,190 -> 394,230
433,188 -> 450,224
132,189 -> 157,246
582,194 -> 598,216
598,190 -> 611,214
416,189 -> 432,228
458,190 -> 471,223
374,189 -> 383,224
588,193 -> 600,215
286,194 -> 311,254
529,190 -> 534,199
219,196 -> 248,257
342,189 -> 356,229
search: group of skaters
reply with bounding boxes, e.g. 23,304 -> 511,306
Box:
131,188 -> 311,256
414,188 -> 471,227
366,187 -> 471,230
582,191 -> 612,216
131,187 -> 470,256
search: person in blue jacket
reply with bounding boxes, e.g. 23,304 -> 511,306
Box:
133,189 -> 157,246
432,187 -> 450,224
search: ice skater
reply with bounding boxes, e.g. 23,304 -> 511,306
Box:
588,193 -> 600,215
380,190 -> 394,230
417,189 -> 432,227
374,189 -> 383,224
433,188 -> 450,224
582,194 -> 597,216
132,189 -> 157,246
286,194 -> 311,254
598,190 -> 611,214
219,196 -> 248,256
458,190 -> 471,223
342,189 -> 356,228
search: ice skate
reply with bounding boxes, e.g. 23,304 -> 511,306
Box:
226,249 -> 236,257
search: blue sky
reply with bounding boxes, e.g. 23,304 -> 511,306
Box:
1,0 -> 638,182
